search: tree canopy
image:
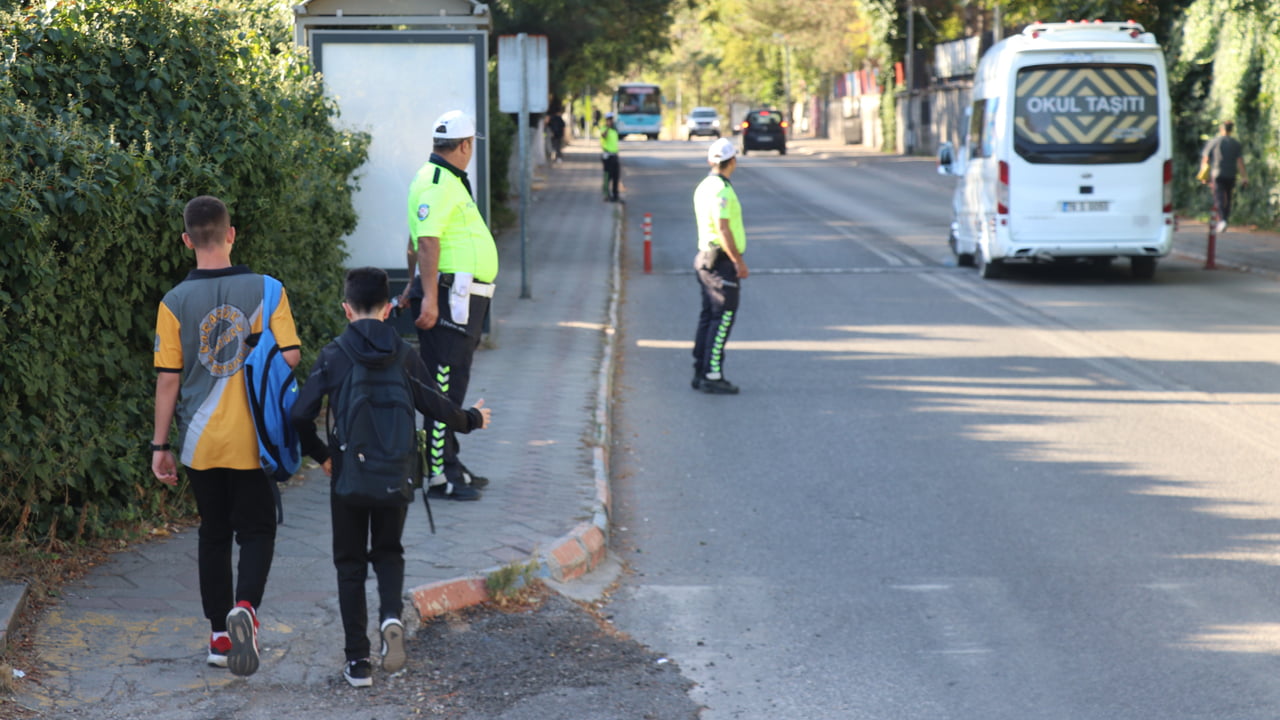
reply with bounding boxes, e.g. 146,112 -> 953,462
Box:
490,0 -> 681,104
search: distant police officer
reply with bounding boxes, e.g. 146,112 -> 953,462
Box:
400,110 -> 497,500
600,113 -> 621,202
691,137 -> 748,394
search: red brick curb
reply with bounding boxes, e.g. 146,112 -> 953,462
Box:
407,202 -> 623,622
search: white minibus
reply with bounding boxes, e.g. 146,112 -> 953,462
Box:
937,21 -> 1173,279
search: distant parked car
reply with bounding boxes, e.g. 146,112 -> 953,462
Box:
739,109 -> 787,155
685,107 -> 722,140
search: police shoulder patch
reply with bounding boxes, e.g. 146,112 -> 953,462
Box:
417,204 -> 431,221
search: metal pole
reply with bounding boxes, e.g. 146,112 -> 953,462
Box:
785,43 -> 792,126
518,33 -> 531,298
905,0 -> 914,154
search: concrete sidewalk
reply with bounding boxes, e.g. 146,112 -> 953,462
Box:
1171,216 -> 1280,279
9,144 -> 622,717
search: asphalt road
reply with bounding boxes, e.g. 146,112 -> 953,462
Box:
608,138 -> 1280,719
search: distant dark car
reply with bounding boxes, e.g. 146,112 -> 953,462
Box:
739,109 -> 787,155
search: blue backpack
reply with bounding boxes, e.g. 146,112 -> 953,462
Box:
244,275 -> 302,492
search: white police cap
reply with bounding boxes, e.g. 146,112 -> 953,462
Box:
707,137 -> 737,163
433,110 -> 484,140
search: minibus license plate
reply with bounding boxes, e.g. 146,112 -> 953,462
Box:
1062,201 -> 1109,212
756,134 -> 772,141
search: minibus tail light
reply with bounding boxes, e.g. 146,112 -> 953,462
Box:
1162,159 -> 1173,213
997,161 -> 1010,214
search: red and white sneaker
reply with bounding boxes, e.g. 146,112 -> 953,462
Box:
225,601 -> 260,676
207,632 -> 231,668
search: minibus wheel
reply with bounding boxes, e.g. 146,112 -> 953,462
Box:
977,247 -> 1003,279
950,231 -> 975,267
1130,256 -> 1157,280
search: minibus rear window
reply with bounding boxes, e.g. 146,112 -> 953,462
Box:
1013,64 -> 1159,164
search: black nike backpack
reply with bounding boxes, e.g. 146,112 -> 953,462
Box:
327,335 -> 418,507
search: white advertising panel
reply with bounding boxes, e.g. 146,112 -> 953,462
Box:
314,32 -> 486,270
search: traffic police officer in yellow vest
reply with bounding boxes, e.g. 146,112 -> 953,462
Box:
600,112 -> 621,202
691,137 -> 748,394
401,110 -> 498,500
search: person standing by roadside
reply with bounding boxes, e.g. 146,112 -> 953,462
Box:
691,138 -> 748,395
600,112 -> 621,202
151,195 -> 301,677
397,110 -> 497,501
547,108 -> 566,163
1200,120 -> 1248,233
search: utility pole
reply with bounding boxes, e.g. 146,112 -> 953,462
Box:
773,32 -> 792,124
905,0 -> 915,154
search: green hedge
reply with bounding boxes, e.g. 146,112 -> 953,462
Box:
0,0 -> 369,544
1169,1 -> 1279,225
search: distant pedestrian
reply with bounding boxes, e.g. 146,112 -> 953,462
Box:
547,110 -> 566,162
690,138 -> 749,395
292,267 -> 491,688
600,112 -> 621,202
150,195 -> 301,676
1200,120 -> 1248,233
398,109 -> 497,500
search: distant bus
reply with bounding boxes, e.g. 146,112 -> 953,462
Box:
612,83 -> 663,140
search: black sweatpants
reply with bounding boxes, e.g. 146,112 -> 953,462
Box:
331,497 -> 408,662
411,283 -> 490,488
692,248 -> 741,379
188,467 -> 277,632
1214,175 -> 1237,224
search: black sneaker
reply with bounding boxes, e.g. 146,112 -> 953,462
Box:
425,482 -> 482,501
460,465 -> 489,489
343,658 -> 373,688
380,618 -> 406,673
698,377 -> 739,395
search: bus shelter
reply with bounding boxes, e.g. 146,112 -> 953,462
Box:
294,0 -> 491,272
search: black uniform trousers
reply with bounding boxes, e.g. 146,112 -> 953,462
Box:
188,467 -> 277,632
410,280 -> 490,488
331,495 -> 407,662
692,248 -> 741,379
602,153 -> 620,200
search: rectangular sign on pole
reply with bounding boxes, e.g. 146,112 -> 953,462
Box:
497,34 -> 548,113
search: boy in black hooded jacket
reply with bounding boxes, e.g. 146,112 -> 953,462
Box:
291,267 -> 491,688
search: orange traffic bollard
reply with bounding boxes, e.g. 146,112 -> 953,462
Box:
643,212 -> 653,274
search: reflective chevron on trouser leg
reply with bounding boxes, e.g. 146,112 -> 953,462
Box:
707,310 -> 734,378
428,364 -> 451,484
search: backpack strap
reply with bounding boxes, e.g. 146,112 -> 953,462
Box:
260,275 -> 285,524
326,334 -> 359,450
261,275 -> 282,324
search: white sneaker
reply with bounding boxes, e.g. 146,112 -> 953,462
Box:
1216,220 -> 1228,233
380,618 -> 406,673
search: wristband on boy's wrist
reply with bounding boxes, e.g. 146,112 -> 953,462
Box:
150,442 -> 171,452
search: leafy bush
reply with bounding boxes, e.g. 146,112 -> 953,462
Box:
1167,0 -> 1279,226
0,0 -> 369,544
